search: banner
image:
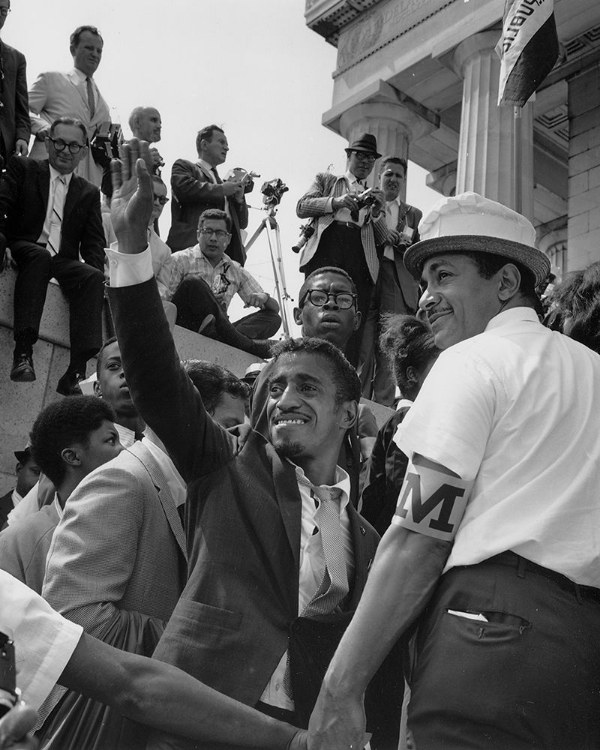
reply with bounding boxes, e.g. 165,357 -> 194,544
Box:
497,0 -> 559,107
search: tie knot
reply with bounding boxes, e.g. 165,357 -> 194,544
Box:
311,485 -> 342,505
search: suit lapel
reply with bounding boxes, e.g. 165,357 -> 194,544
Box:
271,453 -> 301,572
128,441 -> 188,560
38,160 -> 50,211
68,70 -> 90,112
62,175 -> 77,226
346,504 -> 375,609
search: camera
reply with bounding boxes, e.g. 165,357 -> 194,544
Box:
260,178 -> 288,208
90,122 -> 123,169
355,188 -> 378,209
0,632 -> 18,719
292,221 -> 315,254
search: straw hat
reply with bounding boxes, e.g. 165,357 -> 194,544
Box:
404,192 -> 551,286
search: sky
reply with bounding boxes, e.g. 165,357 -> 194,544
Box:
5,0 -> 440,334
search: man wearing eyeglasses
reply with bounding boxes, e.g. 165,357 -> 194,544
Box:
297,134 -> 387,364
0,0 -> 30,164
0,116 -> 105,395
159,208 -> 280,358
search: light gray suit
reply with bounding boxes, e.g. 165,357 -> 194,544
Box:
28,68 -> 110,186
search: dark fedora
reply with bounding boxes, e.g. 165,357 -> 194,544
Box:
344,133 -> 381,158
14,446 -> 32,464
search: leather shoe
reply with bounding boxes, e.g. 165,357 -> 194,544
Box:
248,338 -> 276,360
10,351 -> 36,382
56,368 -> 85,396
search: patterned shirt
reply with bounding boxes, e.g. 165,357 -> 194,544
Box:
161,246 -> 264,311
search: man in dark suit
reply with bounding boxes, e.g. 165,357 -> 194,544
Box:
1,116 -> 105,395
166,124 -> 248,264
0,0 -> 30,163
359,156 -> 423,405
0,447 -> 41,529
106,142 -> 398,750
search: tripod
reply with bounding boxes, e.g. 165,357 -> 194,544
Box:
245,202 -> 293,337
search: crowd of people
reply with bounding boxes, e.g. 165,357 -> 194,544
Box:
2,9 -> 600,750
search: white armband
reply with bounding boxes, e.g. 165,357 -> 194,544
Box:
391,461 -> 473,541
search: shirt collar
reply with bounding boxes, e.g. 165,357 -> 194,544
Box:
72,67 -> 89,82
199,251 -> 231,269
197,158 -> 216,175
49,164 -> 73,187
344,171 -> 363,187
385,195 -> 402,208
485,306 -> 540,333
115,423 -> 136,448
11,488 -> 22,507
291,462 -> 351,512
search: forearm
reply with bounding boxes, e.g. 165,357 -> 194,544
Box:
61,634 -> 299,748
322,526 -> 451,699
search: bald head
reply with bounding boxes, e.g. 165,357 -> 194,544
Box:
129,107 -> 162,143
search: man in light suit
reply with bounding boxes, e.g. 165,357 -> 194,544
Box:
166,124 -> 248,264
106,141 -> 400,750
359,156 -> 422,405
28,25 -> 110,187
2,117 -> 105,395
296,134 -> 387,365
0,0 -> 30,163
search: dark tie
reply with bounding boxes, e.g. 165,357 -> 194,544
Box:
211,167 -> 222,184
86,77 -> 95,119
134,431 -> 145,442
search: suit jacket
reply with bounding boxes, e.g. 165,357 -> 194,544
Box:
109,279 -> 384,750
296,171 -> 388,283
381,200 -> 422,313
166,159 -> 248,264
43,441 -> 187,641
28,69 -> 110,186
0,41 -> 30,159
0,156 -> 105,270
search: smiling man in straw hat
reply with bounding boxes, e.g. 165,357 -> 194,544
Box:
308,191 -> 600,750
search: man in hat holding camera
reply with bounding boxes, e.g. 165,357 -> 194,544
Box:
307,191 -> 600,749
296,134 -> 387,363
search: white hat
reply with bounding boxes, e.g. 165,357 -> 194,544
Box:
404,192 -> 551,286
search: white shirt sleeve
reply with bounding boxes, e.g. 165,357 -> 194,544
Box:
105,242 -> 153,287
0,571 -> 82,710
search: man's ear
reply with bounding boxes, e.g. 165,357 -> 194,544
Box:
498,264 -> 521,301
293,307 -> 302,326
338,400 -> 358,430
61,447 -> 81,469
93,381 -> 102,398
353,309 -> 362,332
405,365 -> 419,386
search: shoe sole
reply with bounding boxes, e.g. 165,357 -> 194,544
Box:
10,369 -> 36,383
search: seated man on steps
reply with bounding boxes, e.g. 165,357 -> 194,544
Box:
160,208 -> 280,359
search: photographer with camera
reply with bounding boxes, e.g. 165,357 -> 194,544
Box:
166,124 -> 248,264
296,134 -> 387,365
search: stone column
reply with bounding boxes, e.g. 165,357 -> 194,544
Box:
339,100 -> 434,193
453,31 -> 534,219
567,64 -> 600,272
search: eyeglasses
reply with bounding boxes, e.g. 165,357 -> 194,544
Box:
48,138 -> 85,154
0,8 -> 11,16
153,195 -> 169,205
351,152 -> 377,164
302,289 -> 357,310
198,229 -> 230,239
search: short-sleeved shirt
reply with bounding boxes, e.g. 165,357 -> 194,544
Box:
395,307 -> 600,587
161,247 -> 265,310
0,570 -> 82,709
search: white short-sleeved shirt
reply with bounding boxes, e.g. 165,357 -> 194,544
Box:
0,570 -> 82,709
395,307 -> 600,587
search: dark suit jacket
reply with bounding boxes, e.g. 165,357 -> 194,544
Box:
166,159 -> 248,264
109,279 -> 390,750
0,41 -> 30,160
0,156 -> 105,269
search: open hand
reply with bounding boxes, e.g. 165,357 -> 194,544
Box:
110,139 -> 154,254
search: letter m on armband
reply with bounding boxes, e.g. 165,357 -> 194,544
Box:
393,469 -> 472,542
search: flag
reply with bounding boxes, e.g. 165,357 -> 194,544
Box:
497,0 -> 559,107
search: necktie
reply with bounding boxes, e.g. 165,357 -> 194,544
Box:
47,176 -> 67,256
302,486 -> 349,617
211,167 -> 222,184
86,77 -> 95,119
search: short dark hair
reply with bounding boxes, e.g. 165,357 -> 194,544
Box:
70,25 -> 103,48
30,396 -> 115,487
379,155 -> 407,175
549,261 -> 600,354
198,208 -> 231,232
50,117 -> 88,144
270,337 -> 361,406
183,360 -> 249,415
96,336 -> 118,377
196,124 -> 224,156
298,267 -> 357,307
379,314 -> 439,393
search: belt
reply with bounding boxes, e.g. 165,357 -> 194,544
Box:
334,221 -> 361,231
486,551 -> 600,604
